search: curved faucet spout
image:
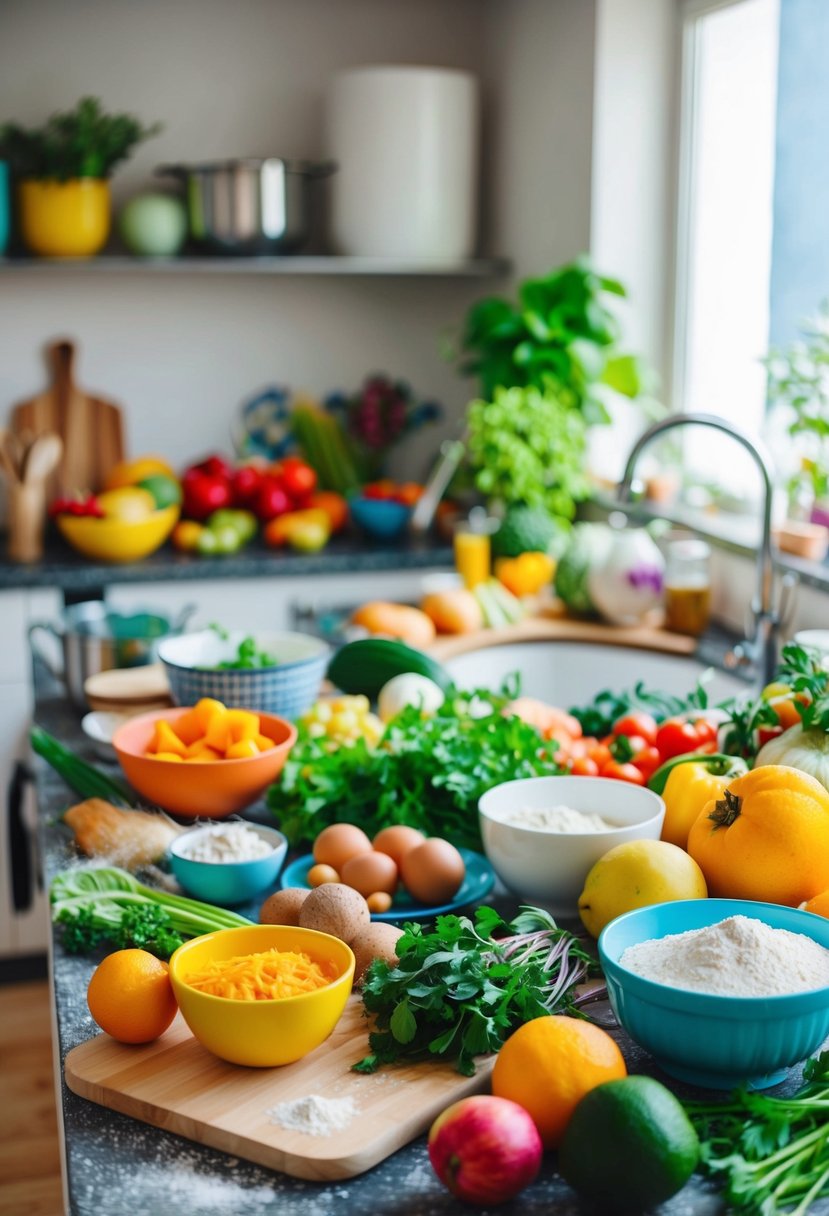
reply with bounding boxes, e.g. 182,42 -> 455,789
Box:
617,412 -> 779,684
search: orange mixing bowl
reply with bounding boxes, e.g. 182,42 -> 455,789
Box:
112,706 -> 297,819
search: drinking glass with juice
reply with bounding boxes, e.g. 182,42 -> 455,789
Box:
664,539 -> 712,636
453,513 -> 493,589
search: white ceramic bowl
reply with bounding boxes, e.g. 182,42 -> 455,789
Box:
478,775 -> 665,916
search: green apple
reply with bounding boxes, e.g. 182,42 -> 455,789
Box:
118,193 -> 187,257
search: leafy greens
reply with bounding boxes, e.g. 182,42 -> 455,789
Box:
268,682 -> 562,849
354,905 -> 598,1076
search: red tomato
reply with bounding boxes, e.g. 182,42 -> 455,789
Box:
571,756 -> 600,777
362,480 -> 398,500
655,717 -> 718,760
231,464 -> 264,506
254,477 -> 292,521
612,711 -> 659,746
632,745 -> 662,779
278,459 -> 317,502
601,760 -> 646,785
395,482 -> 424,507
181,467 -> 233,521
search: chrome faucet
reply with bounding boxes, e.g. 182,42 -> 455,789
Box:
617,412 -> 783,687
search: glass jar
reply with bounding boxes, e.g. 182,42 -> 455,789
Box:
664,539 -> 712,636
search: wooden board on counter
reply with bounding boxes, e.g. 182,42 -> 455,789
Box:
429,605 -> 697,661
65,997 -> 493,1180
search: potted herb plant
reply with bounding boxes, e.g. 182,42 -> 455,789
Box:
0,97 -> 161,257
451,256 -> 661,425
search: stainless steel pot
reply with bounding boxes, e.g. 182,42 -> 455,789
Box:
29,601 -> 195,708
156,158 -> 336,254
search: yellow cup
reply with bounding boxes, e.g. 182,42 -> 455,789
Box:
19,178 -> 110,257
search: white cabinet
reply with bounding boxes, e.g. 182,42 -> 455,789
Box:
0,588 -> 61,958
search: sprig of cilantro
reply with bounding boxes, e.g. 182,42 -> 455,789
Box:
353,905 -> 597,1076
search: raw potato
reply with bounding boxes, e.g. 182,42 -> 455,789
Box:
350,923 -> 405,985
298,882 -> 370,944
259,887 -> 310,926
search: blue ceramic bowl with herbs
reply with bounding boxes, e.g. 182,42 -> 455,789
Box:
599,899 -> 829,1090
157,629 -> 329,719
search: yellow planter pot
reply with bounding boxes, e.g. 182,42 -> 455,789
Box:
19,178 -> 110,257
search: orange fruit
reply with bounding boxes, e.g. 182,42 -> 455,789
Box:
87,949 -> 178,1044
687,765 -> 829,906
491,1015 -> 627,1148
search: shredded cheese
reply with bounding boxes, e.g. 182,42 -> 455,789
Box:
184,948 -> 337,1001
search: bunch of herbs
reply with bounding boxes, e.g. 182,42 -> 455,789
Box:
1,96 -> 161,180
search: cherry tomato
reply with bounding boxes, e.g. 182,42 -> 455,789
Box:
601,760 -> 646,785
278,459 -> 317,503
612,711 -> 659,746
655,717 -> 718,760
571,756 -> 600,777
587,742 -> 612,770
362,479 -> 398,500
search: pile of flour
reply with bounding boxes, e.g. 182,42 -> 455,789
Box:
620,914 -> 829,997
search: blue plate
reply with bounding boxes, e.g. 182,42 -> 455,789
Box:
279,847 -> 495,923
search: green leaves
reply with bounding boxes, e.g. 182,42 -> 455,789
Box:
353,906 -> 595,1076
269,684 -> 563,848
0,96 -> 161,181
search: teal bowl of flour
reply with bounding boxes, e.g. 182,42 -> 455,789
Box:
599,899 -> 829,1090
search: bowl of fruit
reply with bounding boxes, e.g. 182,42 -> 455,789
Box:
53,484 -> 180,563
112,700 -> 297,818
348,481 -> 422,541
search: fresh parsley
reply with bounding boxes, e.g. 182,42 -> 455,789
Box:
268,683 -> 563,849
353,905 -> 598,1076
684,1051 -> 829,1214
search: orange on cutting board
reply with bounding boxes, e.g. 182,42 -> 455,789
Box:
87,948 -> 178,1044
491,1015 -> 627,1148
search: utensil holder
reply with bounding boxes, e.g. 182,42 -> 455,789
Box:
7,481 -> 46,562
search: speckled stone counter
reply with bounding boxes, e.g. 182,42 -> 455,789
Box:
0,533 -> 453,593
35,691 -> 824,1216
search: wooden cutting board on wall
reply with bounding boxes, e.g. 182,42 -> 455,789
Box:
9,340 -> 126,500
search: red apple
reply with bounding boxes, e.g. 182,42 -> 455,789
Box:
428,1094 -> 543,1205
197,453 -> 235,480
181,467 -> 233,521
254,477 -> 292,521
231,463 -> 264,506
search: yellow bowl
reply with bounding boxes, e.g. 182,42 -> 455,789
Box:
56,505 -> 179,562
168,925 -> 355,1067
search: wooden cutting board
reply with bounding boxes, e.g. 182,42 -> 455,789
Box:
65,997 -> 493,1180
10,339 -> 125,499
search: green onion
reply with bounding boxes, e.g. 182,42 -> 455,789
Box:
31,726 -> 136,806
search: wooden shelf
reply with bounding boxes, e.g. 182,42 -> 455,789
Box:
0,254 -> 511,278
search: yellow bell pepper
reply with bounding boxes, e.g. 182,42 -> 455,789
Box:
495,551 -> 556,597
654,754 -> 748,849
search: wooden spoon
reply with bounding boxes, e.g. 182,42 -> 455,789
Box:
22,433 -> 63,486
0,429 -> 21,483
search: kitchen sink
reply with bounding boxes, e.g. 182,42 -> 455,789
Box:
442,640 -> 748,706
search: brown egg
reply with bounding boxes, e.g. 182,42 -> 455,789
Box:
307,863 -> 341,887
366,891 -> 394,914
372,825 -> 426,867
312,823 -> 372,871
400,838 -> 466,905
340,850 -> 399,898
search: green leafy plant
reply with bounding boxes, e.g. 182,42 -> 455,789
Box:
354,905 -> 597,1076
452,256 -> 660,425
764,305 -> 829,512
0,96 -> 161,181
466,383 -> 590,518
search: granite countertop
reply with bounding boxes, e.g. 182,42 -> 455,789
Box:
35,689 -> 824,1216
0,533 -> 454,593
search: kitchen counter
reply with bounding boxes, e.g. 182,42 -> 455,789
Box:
35,688 -> 825,1216
0,533 -> 454,593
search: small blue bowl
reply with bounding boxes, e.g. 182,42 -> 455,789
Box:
169,822 -> 288,907
349,495 -> 412,540
599,899 -> 829,1090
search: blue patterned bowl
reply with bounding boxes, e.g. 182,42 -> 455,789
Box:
599,899 -> 829,1090
157,630 -> 329,720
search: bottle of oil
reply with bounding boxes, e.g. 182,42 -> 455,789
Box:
664,539 -> 711,636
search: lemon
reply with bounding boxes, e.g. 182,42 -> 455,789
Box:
96,486 -> 157,522
577,839 -> 708,938
104,455 -> 176,490
559,1076 -> 699,1212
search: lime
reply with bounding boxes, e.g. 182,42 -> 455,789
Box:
558,1076 -> 700,1212
138,474 -> 182,509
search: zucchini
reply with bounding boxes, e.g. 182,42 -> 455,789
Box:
327,638 -> 453,700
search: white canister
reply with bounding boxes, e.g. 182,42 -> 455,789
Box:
326,65 -> 479,260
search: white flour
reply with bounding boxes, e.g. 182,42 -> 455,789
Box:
177,822 -> 273,863
266,1094 -> 356,1136
620,914 -> 829,997
502,804 -> 617,832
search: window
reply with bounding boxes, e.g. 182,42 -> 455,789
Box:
674,0 -> 780,498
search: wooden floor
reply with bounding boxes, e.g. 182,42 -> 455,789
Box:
0,980 -> 64,1216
